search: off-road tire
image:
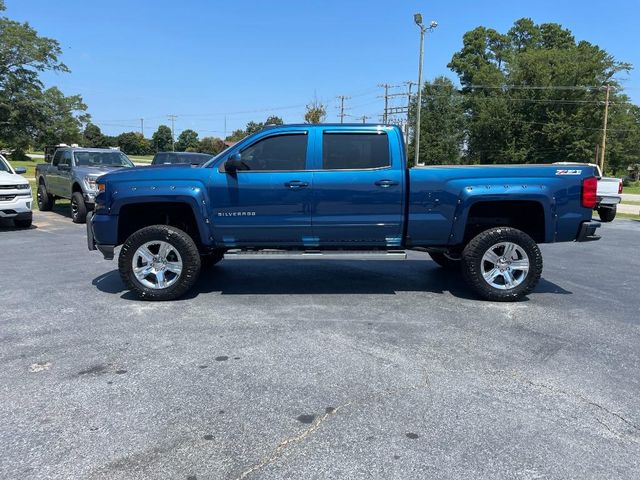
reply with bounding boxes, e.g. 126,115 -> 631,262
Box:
37,183 -> 54,211
118,225 -> 201,301
429,251 -> 462,270
71,192 -> 88,224
461,227 -> 543,302
201,251 -> 224,268
597,206 -> 616,223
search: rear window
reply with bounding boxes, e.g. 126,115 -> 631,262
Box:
322,133 -> 390,170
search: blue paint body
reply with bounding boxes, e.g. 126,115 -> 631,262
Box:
91,124 -> 596,251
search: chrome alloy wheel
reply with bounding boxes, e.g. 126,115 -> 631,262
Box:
480,241 -> 529,290
132,240 -> 183,289
71,197 -> 78,219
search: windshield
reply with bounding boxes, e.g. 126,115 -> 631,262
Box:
74,151 -> 134,168
153,152 -> 213,165
0,155 -> 11,173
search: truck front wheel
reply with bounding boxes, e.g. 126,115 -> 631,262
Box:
118,225 -> 202,301
461,227 -> 542,302
71,192 -> 88,223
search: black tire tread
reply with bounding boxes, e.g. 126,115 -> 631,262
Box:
37,183 -> 54,211
461,227 -> 543,302
71,191 -> 88,224
597,206 -> 616,223
118,225 -> 201,301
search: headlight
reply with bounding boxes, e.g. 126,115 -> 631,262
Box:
84,175 -> 99,191
16,184 -> 29,190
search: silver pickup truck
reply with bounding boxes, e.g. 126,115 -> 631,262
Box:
35,146 -> 134,223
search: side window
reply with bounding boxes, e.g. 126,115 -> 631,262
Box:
61,150 -> 72,166
52,150 -> 64,166
322,133 -> 390,170
154,153 -> 169,164
239,134 -> 307,171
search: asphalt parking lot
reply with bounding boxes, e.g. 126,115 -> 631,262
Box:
1,211 -> 639,479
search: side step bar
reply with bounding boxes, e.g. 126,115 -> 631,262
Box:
223,249 -> 407,261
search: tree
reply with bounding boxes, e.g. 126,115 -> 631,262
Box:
83,123 -> 105,147
409,77 -> 465,166
0,2 -> 88,156
116,131 -> 150,155
199,136 -> 226,155
264,115 -> 284,125
175,129 -> 199,152
304,97 -> 326,124
151,125 -> 173,152
447,18 -> 636,167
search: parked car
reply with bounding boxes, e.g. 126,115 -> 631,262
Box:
35,146 -> 134,223
0,154 -> 32,228
88,124 -> 601,302
151,152 -> 213,167
554,162 -> 622,222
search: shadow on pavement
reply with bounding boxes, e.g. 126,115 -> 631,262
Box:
92,259 -> 572,301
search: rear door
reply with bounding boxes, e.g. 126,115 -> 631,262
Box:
208,130 -> 314,247
310,128 -> 405,247
48,150 -> 65,195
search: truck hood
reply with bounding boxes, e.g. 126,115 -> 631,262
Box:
100,165 -> 211,184
74,165 -> 132,178
0,170 -> 29,186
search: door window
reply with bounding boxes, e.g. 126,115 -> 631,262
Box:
239,134 -> 307,171
52,150 -> 64,166
60,150 -> 72,167
322,133 -> 390,170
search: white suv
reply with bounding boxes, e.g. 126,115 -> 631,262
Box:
0,154 -> 33,228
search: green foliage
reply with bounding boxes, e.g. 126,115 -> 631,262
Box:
438,17 -> 639,171
83,123 -> 105,147
408,77 -> 465,166
225,116 -> 285,142
151,125 -> 173,152
175,129 -> 199,152
304,97 -> 326,124
116,131 -> 151,155
199,136 -> 226,155
0,3 -> 88,155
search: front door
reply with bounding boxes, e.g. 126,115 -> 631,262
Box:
209,130 -> 314,247
311,129 -> 404,247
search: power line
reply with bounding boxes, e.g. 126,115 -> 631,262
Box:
167,114 -> 177,151
336,95 -> 351,124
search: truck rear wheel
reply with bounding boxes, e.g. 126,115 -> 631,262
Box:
37,183 -> 54,211
461,227 -> 542,302
118,225 -> 201,301
71,192 -> 88,224
597,205 -> 616,222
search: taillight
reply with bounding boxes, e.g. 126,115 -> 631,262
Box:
618,180 -> 623,194
581,176 -> 597,209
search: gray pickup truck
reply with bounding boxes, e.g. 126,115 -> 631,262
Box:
35,146 -> 134,223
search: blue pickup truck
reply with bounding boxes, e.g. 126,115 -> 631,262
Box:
87,124 -> 600,301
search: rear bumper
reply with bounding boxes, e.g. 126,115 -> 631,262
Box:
87,211 -> 115,260
596,195 -> 621,206
577,221 -> 601,242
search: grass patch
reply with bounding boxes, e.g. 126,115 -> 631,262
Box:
622,200 -> 640,206
128,155 -> 153,164
623,182 -> 640,195
594,211 -> 640,222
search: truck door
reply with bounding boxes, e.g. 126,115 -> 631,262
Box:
311,128 -> 404,247
208,130 -> 314,247
58,150 -> 73,198
48,149 -> 65,196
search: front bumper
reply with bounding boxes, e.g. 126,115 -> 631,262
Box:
0,193 -> 33,217
87,211 -> 115,260
577,221 -> 601,242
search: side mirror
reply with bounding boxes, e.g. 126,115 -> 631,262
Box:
58,164 -> 70,171
15,167 -> 27,174
224,153 -> 244,173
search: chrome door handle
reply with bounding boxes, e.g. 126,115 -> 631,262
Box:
375,180 -> 399,188
285,180 -> 309,189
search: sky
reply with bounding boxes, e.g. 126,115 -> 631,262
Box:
7,0 -> 640,139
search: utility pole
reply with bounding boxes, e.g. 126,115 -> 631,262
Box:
378,84 -> 392,124
403,81 -> 416,145
337,96 -> 350,123
413,14 -> 438,166
359,115 -> 370,124
599,84 -> 611,172
140,118 -> 144,136
167,114 -> 177,151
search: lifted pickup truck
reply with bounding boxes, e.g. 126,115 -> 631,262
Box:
88,124 -> 601,301
35,146 -> 134,223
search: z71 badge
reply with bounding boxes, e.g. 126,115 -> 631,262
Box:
555,169 -> 582,175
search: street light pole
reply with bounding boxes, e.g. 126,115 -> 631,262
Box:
413,14 -> 437,167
